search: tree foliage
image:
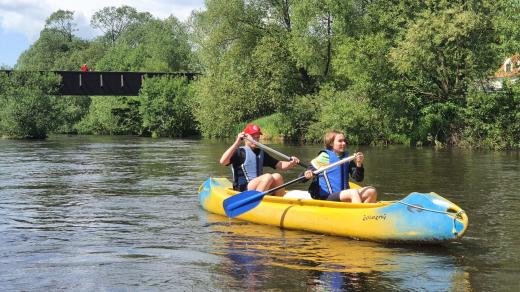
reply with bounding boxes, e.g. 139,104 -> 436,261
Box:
463,83 -> 520,149
191,0 -> 320,137
96,17 -> 193,72
139,76 -> 196,137
45,10 -> 77,42
6,2 -> 520,148
91,5 -> 152,44
17,11 -> 89,71
0,71 -> 61,139
75,96 -> 140,135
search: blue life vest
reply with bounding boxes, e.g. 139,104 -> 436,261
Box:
232,146 -> 264,191
317,149 -> 349,199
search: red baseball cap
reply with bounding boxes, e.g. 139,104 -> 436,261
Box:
243,124 -> 263,135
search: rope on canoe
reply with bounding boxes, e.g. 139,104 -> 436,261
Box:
397,201 -> 466,235
397,201 -> 451,214
451,210 -> 466,235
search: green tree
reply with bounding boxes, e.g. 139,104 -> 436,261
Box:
191,0 -> 318,137
389,2 -> 498,144
44,10 -> 77,42
16,10 -> 91,70
0,71 -> 61,139
91,5 -> 152,44
75,96 -> 138,135
192,63 -> 255,137
306,87 -> 384,145
95,17 -> 193,72
463,83 -> 520,149
494,0 -> 520,57
53,96 -> 91,134
139,76 -> 196,137
291,0 -> 335,77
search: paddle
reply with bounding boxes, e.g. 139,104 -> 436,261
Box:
242,135 -> 307,168
223,153 -> 357,218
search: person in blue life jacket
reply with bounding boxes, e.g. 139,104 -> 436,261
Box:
303,130 -> 378,203
220,124 -> 301,196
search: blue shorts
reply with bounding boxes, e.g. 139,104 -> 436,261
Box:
326,192 -> 342,201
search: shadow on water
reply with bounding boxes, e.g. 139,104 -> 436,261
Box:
203,213 -> 472,291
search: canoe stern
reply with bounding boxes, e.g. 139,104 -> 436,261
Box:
198,177 -> 230,216
377,192 -> 469,242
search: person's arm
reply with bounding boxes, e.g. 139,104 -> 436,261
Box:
262,152 -> 298,170
263,150 -> 300,170
301,152 -> 329,182
301,164 -> 317,182
275,156 -> 300,170
349,152 -> 365,182
219,133 -> 244,166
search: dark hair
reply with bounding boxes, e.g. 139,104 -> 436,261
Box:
324,130 -> 345,150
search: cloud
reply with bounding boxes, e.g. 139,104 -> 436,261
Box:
0,0 -> 204,41
0,1 -> 49,40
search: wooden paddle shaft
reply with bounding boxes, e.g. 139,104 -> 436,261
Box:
243,136 -> 307,168
263,154 -> 356,196
312,154 -> 356,175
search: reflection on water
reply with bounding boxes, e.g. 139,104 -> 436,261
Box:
0,136 -> 518,291
205,214 -> 470,291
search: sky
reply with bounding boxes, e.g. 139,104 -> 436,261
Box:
0,0 -> 205,67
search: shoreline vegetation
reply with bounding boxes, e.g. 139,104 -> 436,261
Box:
1,2 -> 519,149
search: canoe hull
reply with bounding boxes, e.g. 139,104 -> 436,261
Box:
198,177 -> 468,243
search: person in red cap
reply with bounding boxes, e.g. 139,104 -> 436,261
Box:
220,123 -> 301,196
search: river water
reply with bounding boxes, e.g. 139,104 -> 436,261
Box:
0,136 -> 518,291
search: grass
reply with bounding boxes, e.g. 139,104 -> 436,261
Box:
233,113 -> 285,141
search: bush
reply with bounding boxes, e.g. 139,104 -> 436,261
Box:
417,101 -> 464,146
75,96 -> 138,135
234,114 -> 286,140
0,71 -> 60,139
462,85 -> 520,149
139,76 -> 196,137
276,93 -> 321,141
192,69 -> 255,137
306,89 -> 385,145
53,95 -> 91,134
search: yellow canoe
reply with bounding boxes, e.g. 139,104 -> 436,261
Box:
198,177 -> 469,243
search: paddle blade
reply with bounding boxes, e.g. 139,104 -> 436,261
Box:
223,190 -> 266,218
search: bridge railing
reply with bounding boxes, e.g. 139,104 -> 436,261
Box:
0,70 -> 200,96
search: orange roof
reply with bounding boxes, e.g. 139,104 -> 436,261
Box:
495,55 -> 520,78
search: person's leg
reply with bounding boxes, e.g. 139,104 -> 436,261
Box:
359,186 -> 378,203
247,173 -> 274,192
270,173 -> 285,196
339,189 -> 362,203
